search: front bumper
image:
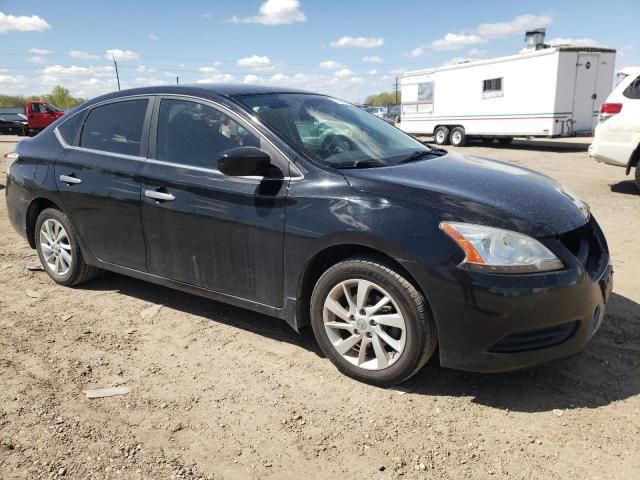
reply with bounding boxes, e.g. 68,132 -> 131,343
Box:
401,217 -> 612,373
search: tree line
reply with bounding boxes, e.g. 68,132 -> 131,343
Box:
364,91 -> 401,106
0,86 -> 85,109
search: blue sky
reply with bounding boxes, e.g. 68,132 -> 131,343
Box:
1,0 -> 638,101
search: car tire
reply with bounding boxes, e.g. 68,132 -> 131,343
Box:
35,208 -> 99,287
450,127 -> 467,147
434,126 -> 450,146
310,256 -> 437,387
498,137 -> 513,145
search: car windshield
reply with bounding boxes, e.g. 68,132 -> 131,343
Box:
235,93 -> 433,168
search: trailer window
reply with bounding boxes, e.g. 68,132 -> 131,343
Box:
482,77 -> 503,99
417,82 -> 434,103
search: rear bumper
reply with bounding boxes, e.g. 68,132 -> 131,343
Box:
589,138 -> 633,167
5,176 -> 30,242
400,218 -> 612,373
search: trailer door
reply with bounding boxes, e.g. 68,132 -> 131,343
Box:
572,54 -> 599,133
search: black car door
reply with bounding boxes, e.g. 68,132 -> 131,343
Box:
140,96 -> 292,307
54,97 -> 152,271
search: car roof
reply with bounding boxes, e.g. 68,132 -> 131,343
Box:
82,84 -> 318,108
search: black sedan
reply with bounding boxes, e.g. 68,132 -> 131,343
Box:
0,116 -> 27,136
5,85 -> 612,386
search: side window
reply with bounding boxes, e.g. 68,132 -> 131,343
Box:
80,99 -> 148,156
623,75 -> 640,99
417,82 -> 434,103
32,103 -> 46,113
156,99 -> 260,169
482,77 -> 503,98
57,111 -> 84,145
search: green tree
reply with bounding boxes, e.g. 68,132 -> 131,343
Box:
42,86 -> 85,109
365,91 -> 401,106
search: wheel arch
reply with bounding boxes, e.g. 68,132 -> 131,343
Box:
293,244 -> 426,330
625,142 -> 640,175
25,197 -> 63,248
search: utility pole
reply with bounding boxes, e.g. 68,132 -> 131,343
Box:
394,77 -> 399,105
176,76 -> 179,85
112,55 -> 121,91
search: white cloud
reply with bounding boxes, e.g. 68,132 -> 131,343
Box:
28,56 -> 46,65
477,14 -> 552,39
407,46 -> 428,58
68,50 -> 98,60
29,48 -> 52,55
319,60 -> 344,70
228,0 -> 306,25
409,13 -> 553,55
148,33 -> 159,41
362,56 -> 383,63
105,49 -> 139,61
236,55 -> 274,71
198,66 -> 235,83
389,68 -> 407,75
330,36 -> 384,49
136,65 -> 157,73
368,69 -> 378,75
0,12 -> 51,34
333,68 -> 355,79
547,37 -> 606,48
243,74 -> 261,84
39,65 -> 117,98
442,48 -> 489,65
0,74 -> 29,94
201,13 -> 213,19
431,33 -> 486,51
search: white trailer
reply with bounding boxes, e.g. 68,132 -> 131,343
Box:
399,32 -> 616,146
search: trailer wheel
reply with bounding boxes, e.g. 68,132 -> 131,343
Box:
434,126 -> 450,145
450,127 -> 467,147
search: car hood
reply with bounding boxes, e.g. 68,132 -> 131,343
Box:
342,151 -> 589,237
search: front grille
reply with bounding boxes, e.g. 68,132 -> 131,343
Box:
488,321 -> 579,353
557,217 -> 608,280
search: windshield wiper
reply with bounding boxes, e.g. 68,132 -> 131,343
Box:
333,159 -> 387,169
397,148 -> 446,165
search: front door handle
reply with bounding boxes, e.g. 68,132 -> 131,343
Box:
60,174 -> 82,185
145,189 -> 175,202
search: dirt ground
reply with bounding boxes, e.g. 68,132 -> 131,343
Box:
0,134 -> 638,480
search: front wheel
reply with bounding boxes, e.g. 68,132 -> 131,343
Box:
310,257 -> 437,386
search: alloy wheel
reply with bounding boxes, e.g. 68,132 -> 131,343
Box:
39,218 -> 73,276
323,279 -> 407,370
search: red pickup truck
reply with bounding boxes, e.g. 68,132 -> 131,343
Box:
25,101 -> 64,135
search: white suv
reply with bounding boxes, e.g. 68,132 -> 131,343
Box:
589,67 -> 640,191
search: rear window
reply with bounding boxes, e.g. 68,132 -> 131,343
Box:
80,100 -> 148,156
57,112 -> 84,145
623,75 -> 640,99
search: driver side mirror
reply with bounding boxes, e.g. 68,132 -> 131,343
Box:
217,147 -> 273,177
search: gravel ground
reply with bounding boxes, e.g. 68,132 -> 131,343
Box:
0,134 -> 639,480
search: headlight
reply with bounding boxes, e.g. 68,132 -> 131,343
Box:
440,222 -> 564,273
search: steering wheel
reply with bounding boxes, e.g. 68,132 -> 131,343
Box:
322,134 -> 356,155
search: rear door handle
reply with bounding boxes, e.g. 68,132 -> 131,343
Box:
145,189 -> 175,202
59,174 -> 82,185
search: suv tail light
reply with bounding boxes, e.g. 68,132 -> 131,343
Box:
598,103 -> 623,123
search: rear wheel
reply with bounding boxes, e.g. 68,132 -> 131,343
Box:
35,208 -> 99,287
450,127 -> 467,146
310,257 -> 437,386
434,126 -> 450,146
